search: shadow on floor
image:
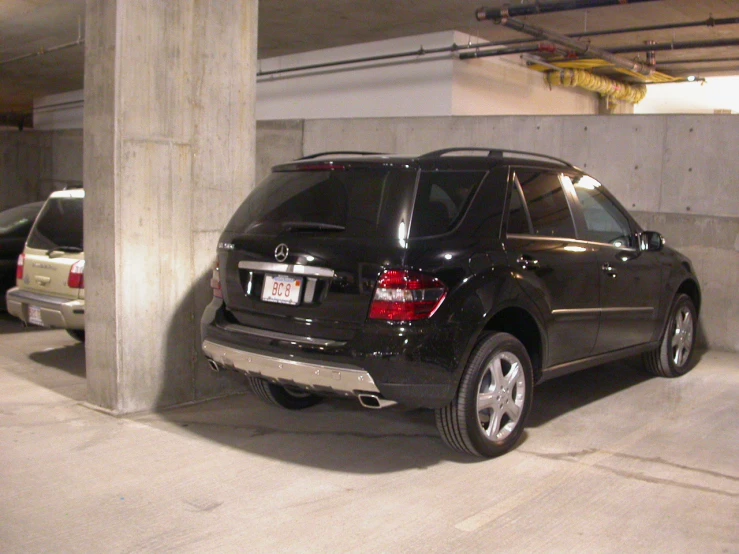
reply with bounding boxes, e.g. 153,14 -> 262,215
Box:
0,312 -> 47,335
156,347 -> 670,473
6,340 -> 88,402
529,350 -> 704,427
155,390 -> 469,473
29,342 -> 86,378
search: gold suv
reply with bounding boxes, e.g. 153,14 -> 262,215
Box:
6,187 -> 85,342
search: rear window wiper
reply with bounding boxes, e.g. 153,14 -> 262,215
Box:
46,246 -> 83,255
281,221 -> 346,232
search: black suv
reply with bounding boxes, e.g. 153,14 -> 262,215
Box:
201,148 -> 700,457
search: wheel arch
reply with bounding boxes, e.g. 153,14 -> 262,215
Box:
483,306 -> 544,382
676,277 -> 701,315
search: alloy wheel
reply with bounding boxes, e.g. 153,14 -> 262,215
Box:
671,305 -> 694,367
476,352 -> 526,441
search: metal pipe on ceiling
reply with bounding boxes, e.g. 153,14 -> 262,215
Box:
479,17 -> 655,76
0,16 -> 84,67
570,16 -> 739,38
657,56 -> 739,66
475,0 -> 659,22
460,35 -> 739,63
0,38 -> 85,66
257,44 -> 459,78
608,37 -> 739,54
461,16 -> 739,52
261,14 -> 739,80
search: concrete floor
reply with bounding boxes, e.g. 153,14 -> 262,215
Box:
1,313 -> 737,553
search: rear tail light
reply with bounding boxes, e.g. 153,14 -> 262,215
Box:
68,260 -> 85,289
210,261 -> 222,298
16,254 -> 25,281
369,269 -> 447,322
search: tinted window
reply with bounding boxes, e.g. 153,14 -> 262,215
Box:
506,181 -> 530,235
226,168 -> 416,239
27,197 -> 84,250
515,170 -> 575,238
410,171 -> 487,237
0,203 -> 42,239
569,175 -> 635,247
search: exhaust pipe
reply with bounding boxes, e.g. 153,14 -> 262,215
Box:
207,359 -> 222,372
358,394 -> 398,410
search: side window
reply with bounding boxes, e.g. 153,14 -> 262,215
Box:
456,166 -> 509,239
506,179 -> 531,234
410,170 -> 487,237
515,170 -> 576,239
568,175 -> 635,248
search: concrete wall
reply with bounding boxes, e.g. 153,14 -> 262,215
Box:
302,115 -> 739,352
34,90 -> 84,131
0,129 -> 82,210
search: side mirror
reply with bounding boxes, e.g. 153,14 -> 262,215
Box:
639,231 -> 664,252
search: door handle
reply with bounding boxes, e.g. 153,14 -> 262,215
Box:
602,263 -> 617,278
517,255 -> 540,270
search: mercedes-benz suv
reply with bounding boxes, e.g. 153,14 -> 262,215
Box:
201,149 -> 700,457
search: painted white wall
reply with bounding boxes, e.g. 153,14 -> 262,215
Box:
256,33 -> 455,120
256,31 -> 599,120
636,76 -> 739,114
33,89 -> 84,130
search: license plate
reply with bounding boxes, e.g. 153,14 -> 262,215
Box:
262,274 -> 303,305
28,305 -> 43,326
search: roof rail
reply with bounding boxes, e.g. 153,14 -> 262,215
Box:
419,147 -> 574,168
297,151 -> 387,160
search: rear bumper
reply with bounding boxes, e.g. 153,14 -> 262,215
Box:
5,287 -> 85,330
203,338 -> 385,398
200,299 -> 460,409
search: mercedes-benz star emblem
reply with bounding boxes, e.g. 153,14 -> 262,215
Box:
274,243 -> 289,262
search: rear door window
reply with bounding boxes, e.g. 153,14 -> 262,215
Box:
409,171 -> 487,237
506,181 -> 531,235
514,169 -> 576,239
26,197 -> 84,251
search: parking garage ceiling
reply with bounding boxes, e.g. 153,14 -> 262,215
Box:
1,0 -> 738,122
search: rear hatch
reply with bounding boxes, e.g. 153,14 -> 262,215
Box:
218,161 -> 417,340
21,190 -> 85,300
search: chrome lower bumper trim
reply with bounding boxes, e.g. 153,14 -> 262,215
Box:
202,339 -> 380,396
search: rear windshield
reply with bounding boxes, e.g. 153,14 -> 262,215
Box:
226,168 -> 417,239
0,203 -> 42,238
26,197 -> 84,251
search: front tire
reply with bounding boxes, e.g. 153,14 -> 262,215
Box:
436,332 -> 533,457
643,293 -> 697,377
247,376 -> 322,410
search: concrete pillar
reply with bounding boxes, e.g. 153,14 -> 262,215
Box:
83,0 -> 257,413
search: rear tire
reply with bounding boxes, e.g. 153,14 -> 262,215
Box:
643,293 -> 697,378
247,377 -> 322,410
66,329 -> 85,342
435,332 -> 533,457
